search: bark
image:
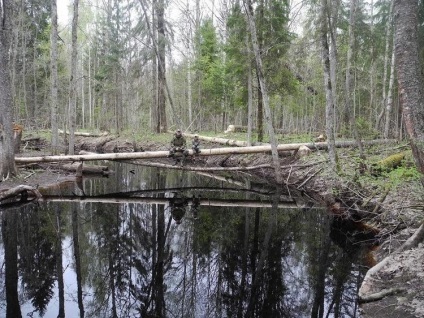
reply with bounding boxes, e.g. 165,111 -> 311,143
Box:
151,0 -> 158,132
393,0 -> 424,181
68,0 -> 79,155
343,0 -> 356,130
376,0 -> 394,130
384,41 -> 395,139
247,37 -> 253,146
156,0 -> 167,132
138,0 -> 181,129
14,139 -> 397,164
182,132 -> 251,146
51,0 -> 59,155
0,0 -> 17,178
59,129 -> 109,137
345,0 -> 366,163
244,0 -> 283,183
59,162 -> 111,175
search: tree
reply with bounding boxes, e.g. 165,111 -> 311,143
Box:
0,0 -> 17,179
393,0 -> 424,182
68,0 -> 79,155
51,0 -> 59,155
156,0 -> 167,132
244,0 -> 282,183
320,0 -> 338,169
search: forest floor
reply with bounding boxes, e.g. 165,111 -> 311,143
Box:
1,132 -> 423,317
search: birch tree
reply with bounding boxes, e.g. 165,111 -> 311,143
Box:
0,0 -> 17,179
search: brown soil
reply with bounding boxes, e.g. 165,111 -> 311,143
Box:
2,134 -> 423,317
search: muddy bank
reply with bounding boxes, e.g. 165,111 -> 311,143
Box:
4,134 -> 424,317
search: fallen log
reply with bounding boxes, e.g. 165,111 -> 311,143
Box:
59,162 -> 111,176
58,129 -> 109,137
359,223 -> 424,302
15,139 -> 397,164
371,151 -> 408,175
181,132 -> 251,147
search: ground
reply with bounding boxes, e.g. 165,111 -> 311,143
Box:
1,133 -> 423,317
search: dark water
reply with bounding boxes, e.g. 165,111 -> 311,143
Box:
0,162 -> 377,318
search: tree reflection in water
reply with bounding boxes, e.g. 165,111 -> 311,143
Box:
0,165 -> 377,317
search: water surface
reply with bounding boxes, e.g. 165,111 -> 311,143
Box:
0,162 -> 375,317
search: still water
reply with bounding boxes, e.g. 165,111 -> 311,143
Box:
0,162 -> 376,318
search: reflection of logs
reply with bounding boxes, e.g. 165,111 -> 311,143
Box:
38,195 -> 299,208
0,185 -> 42,202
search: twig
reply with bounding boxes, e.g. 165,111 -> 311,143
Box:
297,168 -> 323,189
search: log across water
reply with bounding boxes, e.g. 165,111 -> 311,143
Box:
14,139 -> 396,164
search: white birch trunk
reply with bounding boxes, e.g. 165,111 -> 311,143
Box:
384,41 -> 395,139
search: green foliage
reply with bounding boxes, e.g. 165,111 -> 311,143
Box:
193,19 -> 229,113
355,117 -> 380,139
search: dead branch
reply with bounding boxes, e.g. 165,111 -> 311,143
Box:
358,288 -> 405,303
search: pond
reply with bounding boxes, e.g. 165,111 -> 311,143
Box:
0,162 -> 377,318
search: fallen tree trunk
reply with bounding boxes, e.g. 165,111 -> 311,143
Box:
59,162 -> 111,176
58,129 -> 109,137
181,132 -> 251,147
15,139 -> 398,164
359,222 -> 424,302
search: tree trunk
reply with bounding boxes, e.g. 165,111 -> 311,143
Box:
51,0 -> 59,155
376,0 -> 394,130
246,30 -> 253,147
244,0 -> 283,183
394,0 -> 424,182
157,0 -> 167,132
68,0 -> 80,155
384,44 -> 395,139
320,0 -> 338,169
345,0 -> 366,163
14,139 -> 396,164
344,0 -> 357,131
0,0 -> 17,178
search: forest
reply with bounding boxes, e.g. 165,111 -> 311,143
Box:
0,0 -> 423,175
0,1 -> 424,317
